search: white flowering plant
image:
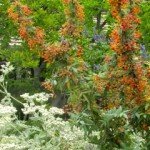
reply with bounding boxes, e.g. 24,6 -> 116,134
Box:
0,62 -> 97,150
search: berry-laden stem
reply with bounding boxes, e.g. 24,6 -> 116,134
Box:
108,0 -> 149,107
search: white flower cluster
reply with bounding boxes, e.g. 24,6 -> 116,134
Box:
0,101 -> 97,149
0,92 -> 97,149
0,62 -> 97,150
49,107 -> 64,115
0,136 -> 28,150
21,92 -> 52,115
0,103 -> 17,132
0,104 -> 16,116
0,62 -> 14,75
20,92 -> 52,103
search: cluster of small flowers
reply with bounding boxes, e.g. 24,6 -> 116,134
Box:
20,92 -> 52,103
49,107 -> 64,115
0,135 -> 28,150
0,98 -> 96,149
0,62 -> 97,149
20,92 -> 53,115
0,104 -> 16,116
0,62 -> 14,76
0,63 -> 17,133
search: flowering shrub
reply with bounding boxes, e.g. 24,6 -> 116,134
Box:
0,63 -> 97,150
92,0 -> 150,109
88,0 -> 150,148
108,0 -> 149,106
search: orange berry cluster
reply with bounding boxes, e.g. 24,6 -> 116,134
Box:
8,1 -> 44,50
8,1 -> 71,63
59,68 -> 73,78
60,0 -> 84,37
41,81 -> 54,92
108,0 -> 149,106
76,45 -> 84,57
42,42 -> 70,63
